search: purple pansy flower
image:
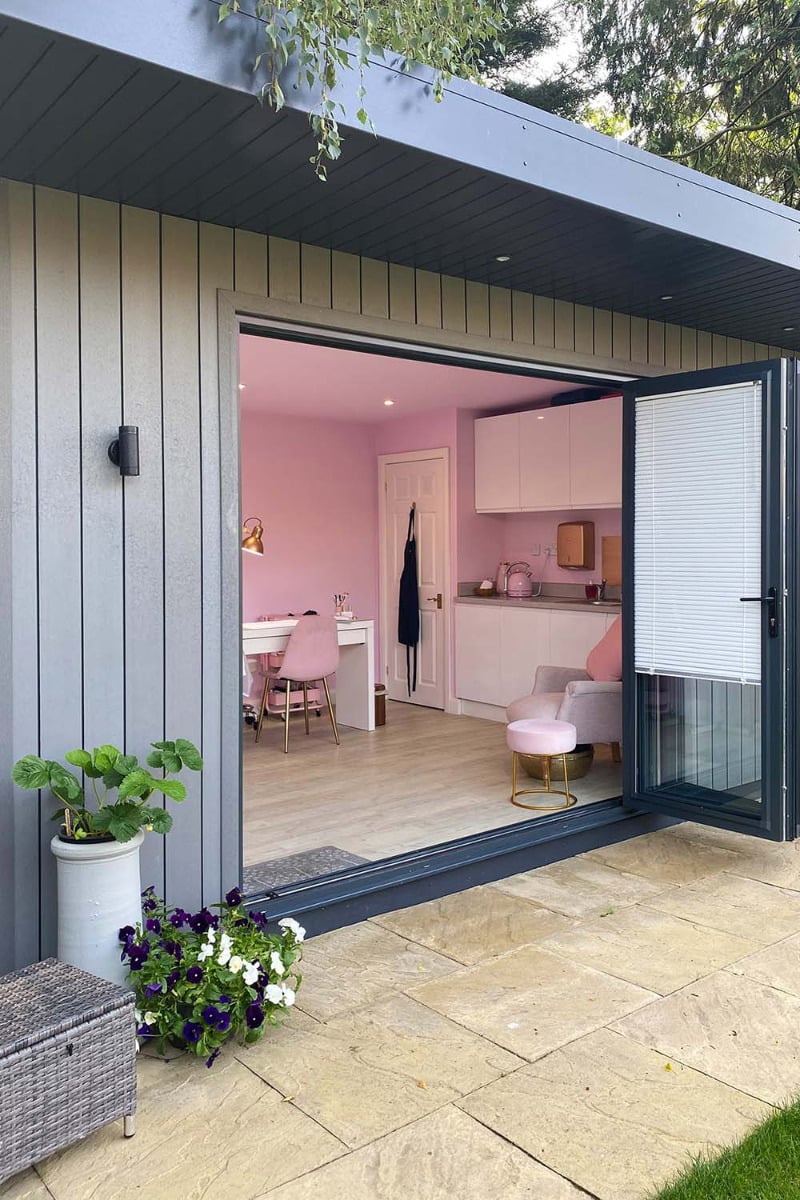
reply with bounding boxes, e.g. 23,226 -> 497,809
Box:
182,1021 -> 203,1044
166,969 -> 180,990
186,966 -> 204,984
169,908 -> 188,928
216,1011 -> 231,1033
202,1005 -> 221,1026
218,995 -> 230,1004
245,1003 -> 264,1029
145,917 -> 162,934
118,924 -> 136,944
137,1022 -> 154,1037
144,982 -> 163,998
205,1049 -> 221,1068
225,886 -> 243,908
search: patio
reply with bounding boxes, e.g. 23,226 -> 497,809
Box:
10,821 -> 800,1200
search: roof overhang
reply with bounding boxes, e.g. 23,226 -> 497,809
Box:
1,0 -> 799,348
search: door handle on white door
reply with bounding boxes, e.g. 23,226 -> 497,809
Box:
426,594 -> 443,609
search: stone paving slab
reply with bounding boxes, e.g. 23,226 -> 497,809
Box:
460,1027 -> 769,1200
614,968 -> 800,1106
584,830 -> 745,885
409,943 -> 656,1060
264,1106 -> 590,1200
728,931 -> 800,997
644,872 -> 800,944
490,856 -> 671,918
372,884 -> 573,964
240,992 -> 523,1149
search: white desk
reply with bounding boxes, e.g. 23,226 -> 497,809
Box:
243,619 -> 376,731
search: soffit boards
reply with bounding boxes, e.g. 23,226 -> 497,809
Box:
0,6 -> 798,351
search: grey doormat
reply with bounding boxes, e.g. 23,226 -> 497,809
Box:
243,846 -> 369,895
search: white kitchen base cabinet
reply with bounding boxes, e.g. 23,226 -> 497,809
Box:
455,603 -> 615,717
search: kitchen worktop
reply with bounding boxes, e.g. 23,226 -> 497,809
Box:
454,595 -> 622,615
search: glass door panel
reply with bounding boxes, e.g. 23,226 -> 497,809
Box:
624,361 -> 791,840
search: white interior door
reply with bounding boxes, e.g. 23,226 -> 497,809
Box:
381,452 -> 448,708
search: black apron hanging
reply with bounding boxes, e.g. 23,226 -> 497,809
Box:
397,505 -> 420,696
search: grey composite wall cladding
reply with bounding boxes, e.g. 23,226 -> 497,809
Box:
0,0 -> 799,347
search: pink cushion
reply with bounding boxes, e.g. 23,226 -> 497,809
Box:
586,616 -> 622,682
507,719 -> 577,755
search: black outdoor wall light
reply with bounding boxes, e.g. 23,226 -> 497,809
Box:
108,426 -> 140,477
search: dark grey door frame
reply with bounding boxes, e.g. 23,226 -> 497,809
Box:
622,359 -> 796,841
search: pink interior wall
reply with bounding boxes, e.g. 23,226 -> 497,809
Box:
501,509 -> 623,583
240,411 -> 378,621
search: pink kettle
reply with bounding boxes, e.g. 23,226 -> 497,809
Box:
506,561 -> 533,598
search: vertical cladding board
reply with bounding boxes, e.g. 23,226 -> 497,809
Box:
0,181 -> 12,972
3,181 -> 40,970
199,221 -> 234,904
121,205 -> 165,896
161,216 -> 203,911
35,187 -> 82,957
79,197 -> 124,754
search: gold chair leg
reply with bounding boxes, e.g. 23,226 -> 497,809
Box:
322,676 -> 340,745
283,681 -> 291,754
255,674 -> 269,744
611,741 -> 622,763
302,682 -> 310,735
510,751 -> 518,803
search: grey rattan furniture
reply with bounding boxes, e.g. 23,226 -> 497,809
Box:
0,957 -> 137,1184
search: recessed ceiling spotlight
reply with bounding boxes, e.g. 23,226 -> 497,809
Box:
495,254 -> 511,263
537,414 -> 545,420
659,294 -> 673,301
238,383 -> 246,390
383,398 -> 395,407
783,325 -> 795,332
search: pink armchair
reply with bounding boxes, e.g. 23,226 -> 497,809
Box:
506,616 -> 622,755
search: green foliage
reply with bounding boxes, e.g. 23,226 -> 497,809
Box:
217,1 -> 511,177
10,739 -> 203,843
651,1096 -> 800,1198
122,891 -> 304,1067
574,0 -> 800,207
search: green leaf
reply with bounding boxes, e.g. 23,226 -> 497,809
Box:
161,751 -> 182,774
91,808 -> 113,832
142,807 -> 173,835
146,751 -> 164,769
117,755 -> 138,775
103,769 -> 125,789
11,756 -> 50,790
65,749 -> 92,770
150,779 -> 187,802
106,804 -> 142,843
48,765 -> 84,803
151,741 -> 175,752
117,769 -> 153,800
175,739 -> 203,771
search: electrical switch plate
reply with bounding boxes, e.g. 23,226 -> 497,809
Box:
530,544 -> 541,556
546,543 -> 557,555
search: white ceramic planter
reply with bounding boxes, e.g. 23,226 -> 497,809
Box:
50,830 -> 145,986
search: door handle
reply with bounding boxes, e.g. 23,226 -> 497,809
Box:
740,586 -> 778,637
426,593 -> 443,609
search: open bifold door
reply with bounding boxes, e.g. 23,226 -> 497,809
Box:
622,360 -> 796,840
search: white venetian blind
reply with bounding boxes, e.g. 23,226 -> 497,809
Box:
635,382 -> 762,684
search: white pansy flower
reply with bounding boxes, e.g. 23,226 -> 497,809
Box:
134,1008 -> 142,1023
206,927 -> 217,944
198,941 -> 214,962
264,983 -> 283,1004
281,985 -> 296,1007
242,960 -> 260,986
219,931 -> 232,953
278,917 -> 306,943
269,951 -> 285,978
216,945 -> 231,966
144,1010 -> 158,1026
228,955 -> 244,974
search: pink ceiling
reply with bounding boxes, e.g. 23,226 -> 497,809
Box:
238,333 -> 579,423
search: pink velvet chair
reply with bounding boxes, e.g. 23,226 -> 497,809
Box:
255,616 -> 340,754
506,616 -> 623,760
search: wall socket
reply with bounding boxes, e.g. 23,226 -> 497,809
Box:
530,543 -> 541,556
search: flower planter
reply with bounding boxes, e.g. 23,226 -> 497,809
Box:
50,831 -> 145,986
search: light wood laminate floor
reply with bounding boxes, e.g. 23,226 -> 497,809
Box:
243,702 -> 621,871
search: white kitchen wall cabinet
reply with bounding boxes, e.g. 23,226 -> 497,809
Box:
518,407 -> 571,509
570,395 -> 622,507
474,396 -> 622,512
473,412 -> 520,511
454,603 -> 505,705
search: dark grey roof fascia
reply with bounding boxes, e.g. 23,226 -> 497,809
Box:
3,0 -> 800,276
